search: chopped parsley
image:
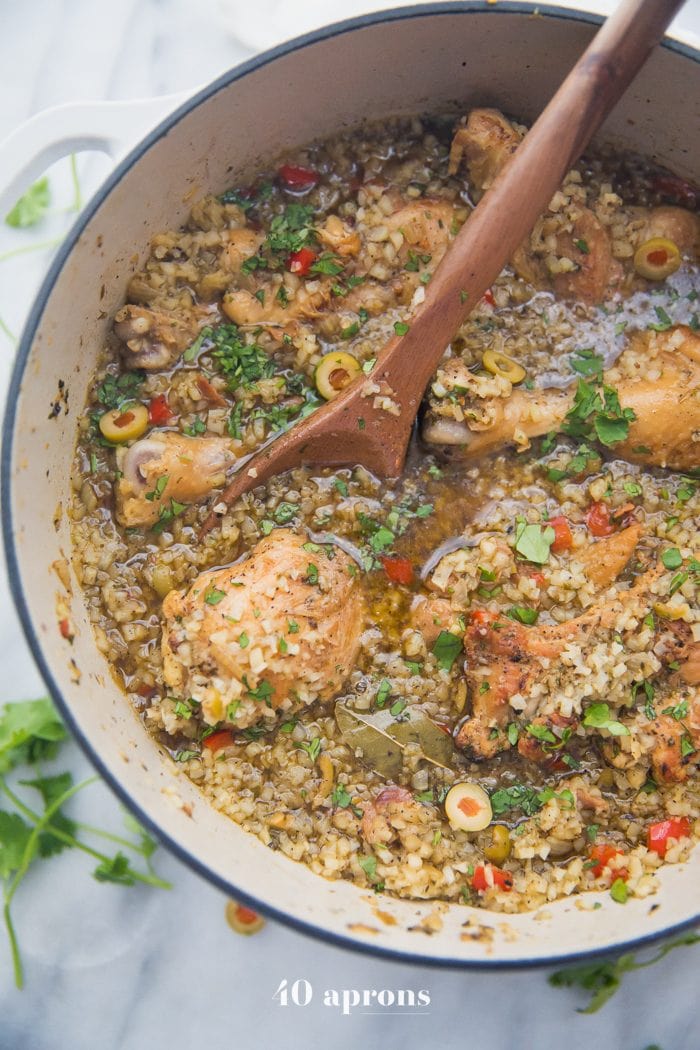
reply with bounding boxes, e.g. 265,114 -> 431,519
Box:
207,324 -> 275,388
506,605 -> 538,625
145,474 -> 169,502
562,379 -> 636,448
95,370 -> 145,411
331,784 -> 362,817
310,252 -> 344,276
151,499 -> 187,534
305,563 -> 320,586
681,735 -> 696,758
296,737 -> 322,763
490,783 -> 573,817
204,586 -> 226,606
393,321 -> 410,336
570,348 -> 604,377
375,680 -> 392,708
273,502 -> 299,525
662,699 -> 688,721
184,417 -> 207,437
244,679 -> 274,704
648,305 -> 673,332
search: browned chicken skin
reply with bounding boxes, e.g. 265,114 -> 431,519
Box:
161,529 -> 363,730
448,108 -> 621,303
575,523 -> 643,591
115,432 -> 237,527
455,566 -> 662,758
113,304 -> 200,370
424,326 -> 700,473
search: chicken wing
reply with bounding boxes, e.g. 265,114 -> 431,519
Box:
424,325 -> 700,473
115,432 -> 236,527
113,304 -> 201,371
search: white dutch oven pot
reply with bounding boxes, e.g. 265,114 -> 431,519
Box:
2,2 -> 699,968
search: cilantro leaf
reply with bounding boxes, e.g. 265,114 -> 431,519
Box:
93,851 -> 136,886
507,606 -> 538,625
5,177 -> 51,228
562,379 -> 636,448
95,371 -> 145,411
513,520 -> 555,564
0,698 -> 66,773
0,811 -> 34,879
570,348 -> 604,377
432,630 -> 463,672
582,703 -> 629,736
549,933 -> 700,1013
20,772 -> 77,856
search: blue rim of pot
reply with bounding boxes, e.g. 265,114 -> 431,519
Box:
3,1 -> 699,971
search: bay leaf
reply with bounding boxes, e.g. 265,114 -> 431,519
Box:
335,702 -> 454,779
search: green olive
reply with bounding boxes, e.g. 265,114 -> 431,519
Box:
225,899 -> 265,935
99,403 -> 149,443
633,237 -> 681,280
483,824 -> 511,864
444,782 -> 492,832
315,351 -> 361,400
482,349 -> 526,384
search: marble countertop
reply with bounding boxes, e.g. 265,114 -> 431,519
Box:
0,2 -> 698,1047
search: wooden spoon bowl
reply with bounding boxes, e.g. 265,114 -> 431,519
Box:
201,0 -> 685,537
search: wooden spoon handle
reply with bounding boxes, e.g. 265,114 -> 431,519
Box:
200,0 -> 684,536
376,0 -> 687,401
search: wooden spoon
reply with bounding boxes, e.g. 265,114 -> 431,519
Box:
201,0 -> 684,536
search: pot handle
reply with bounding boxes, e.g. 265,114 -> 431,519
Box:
0,92 -> 193,217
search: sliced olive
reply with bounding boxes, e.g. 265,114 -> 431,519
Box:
482,349 -> 526,384
633,237 -> 681,280
315,351 -> 361,400
444,781 -> 492,832
483,824 -> 511,864
225,899 -> 265,935
98,403 -> 149,443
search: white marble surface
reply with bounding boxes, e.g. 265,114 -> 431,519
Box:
0,2 -> 699,1047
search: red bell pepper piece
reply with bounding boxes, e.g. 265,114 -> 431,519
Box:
647,817 -> 691,858
589,843 -> 625,878
586,501 -> 616,537
278,164 -> 320,191
202,730 -> 234,752
148,394 -> 172,426
287,246 -> 317,276
549,515 -> 574,552
471,864 -> 513,892
380,555 -> 414,585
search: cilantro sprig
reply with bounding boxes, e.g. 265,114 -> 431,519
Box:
549,932 -> 700,1013
0,698 -> 170,988
562,379 -> 636,448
